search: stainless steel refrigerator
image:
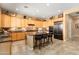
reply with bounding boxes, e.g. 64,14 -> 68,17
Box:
53,21 -> 63,40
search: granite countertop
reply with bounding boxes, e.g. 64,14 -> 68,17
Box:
9,30 -> 49,36
9,31 -> 25,33
26,32 -> 37,36
9,30 -> 37,33
26,32 -> 49,36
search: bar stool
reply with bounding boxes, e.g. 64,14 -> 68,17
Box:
48,33 -> 53,44
34,34 -> 42,49
42,33 -> 48,46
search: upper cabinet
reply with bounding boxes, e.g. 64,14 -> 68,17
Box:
53,14 -> 63,22
53,18 -> 63,22
34,20 -> 43,27
21,19 -> 28,28
10,16 -> 16,27
16,17 -> 22,27
43,20 -> 53,27
11,16 -> 23,27
2,14 -> 11,27
27,18 -> 34,24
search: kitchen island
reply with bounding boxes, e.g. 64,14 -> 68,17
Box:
10,31 -> 26,41
26,32 -> 36,50
0,29 -> 50,50
26,31 -> 49,50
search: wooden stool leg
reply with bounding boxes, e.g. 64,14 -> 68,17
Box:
48,37 -> 49,43
39,40 -> 41,49
34,40 -> 38,49
44,39 -> 46,46
51,37 -> 53,43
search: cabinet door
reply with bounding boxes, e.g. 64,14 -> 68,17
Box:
22,19 -> 28,28
21,19 -> 24,27
11,17 -> 17,27
16,32 -> 25,40
34,21 -> 42,27
20,32 -> 25,39
16,33 -> 22,40
11,32 -> 17,41
28,19 -> 34,24
21,19 -> 27,27
11,17 -> 24,27
2,14 -> 11,27
16,17 -> 22,27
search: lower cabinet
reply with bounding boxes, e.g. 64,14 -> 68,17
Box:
11,32 -> 25,41
16,32 -> 25,40
2,14 -> 11,27
11,32 -> 16,41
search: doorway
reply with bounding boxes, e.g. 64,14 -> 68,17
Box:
65,12 -> 79,41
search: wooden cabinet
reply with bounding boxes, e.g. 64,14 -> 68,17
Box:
34,20 -> 43,27
54,18 -> 63,22
16,17 -> 22,27
11,16 -> 23,27
16,32 -> 25,40
10,16 -> 16,27
2,14 -> 11,27
22,19 -> 28,27
21,19 -> 25,27
11,32 -> 16,41
11,32 -> 25,41
43,20 -> 54,27
28,19 -> 34,24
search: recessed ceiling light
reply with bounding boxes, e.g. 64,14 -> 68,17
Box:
16,8 -> 19,11
36,9 -> 39,13
46,3 -> 50,7
58,10 -> 61,13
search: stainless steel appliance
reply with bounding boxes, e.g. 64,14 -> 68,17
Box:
53,21 -> 63,40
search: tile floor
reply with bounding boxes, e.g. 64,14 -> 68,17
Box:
0,37 -> 79,55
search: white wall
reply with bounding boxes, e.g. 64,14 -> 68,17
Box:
66,15 -> 72,40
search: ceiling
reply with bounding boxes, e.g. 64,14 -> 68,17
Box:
0,3 -> 79,19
